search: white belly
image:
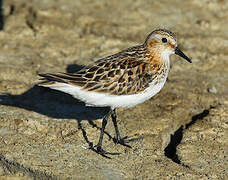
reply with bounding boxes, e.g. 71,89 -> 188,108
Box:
47,78 -> 167,109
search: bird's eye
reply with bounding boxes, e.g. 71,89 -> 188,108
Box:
162,38 -> 168,43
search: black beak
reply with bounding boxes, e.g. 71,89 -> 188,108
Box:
175,47 -> 192,63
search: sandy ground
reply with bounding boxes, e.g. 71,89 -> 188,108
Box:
0,0 -> 227,179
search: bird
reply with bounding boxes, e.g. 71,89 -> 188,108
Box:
38,29 -> 191,157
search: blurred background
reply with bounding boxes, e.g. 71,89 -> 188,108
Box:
0,0 -> 227,179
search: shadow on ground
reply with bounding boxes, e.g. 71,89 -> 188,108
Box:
0,86 -> 108,121
0,0 -> 4,30
0,64 -> 113,156
0,63 -> 107,121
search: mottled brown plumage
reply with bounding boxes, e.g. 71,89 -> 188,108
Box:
39,43 -> 168,95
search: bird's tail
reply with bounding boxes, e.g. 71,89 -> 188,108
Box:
38,73 -> 68,87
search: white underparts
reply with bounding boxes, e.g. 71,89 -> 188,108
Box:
45,78 -> 165,108
44,62 -> 170,109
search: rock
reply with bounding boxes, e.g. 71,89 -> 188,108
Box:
207,86 -> 217,94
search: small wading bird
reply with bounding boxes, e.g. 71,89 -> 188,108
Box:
38,29 -> 191,158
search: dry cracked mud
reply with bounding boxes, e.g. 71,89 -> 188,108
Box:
0,0 -> 227,179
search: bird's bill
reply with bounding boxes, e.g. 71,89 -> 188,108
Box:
175,47 -> 192,63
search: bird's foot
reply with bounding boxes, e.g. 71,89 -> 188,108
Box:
113,136 -> 132,148
92,145 -> 120,159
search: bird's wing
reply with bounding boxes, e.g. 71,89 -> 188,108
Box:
38,57 -> 155,96
38,44 -> 157,95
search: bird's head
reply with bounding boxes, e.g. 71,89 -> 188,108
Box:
145,29 -> 191,63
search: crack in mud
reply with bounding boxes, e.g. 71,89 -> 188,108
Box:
0,154 -> 57,180
164,106 -> 215,166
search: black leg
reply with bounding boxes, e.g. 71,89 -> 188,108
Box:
94,108 -> 120,157
96,111 -> 108,149
111,109 -> 131,148
111,109 -> 121,140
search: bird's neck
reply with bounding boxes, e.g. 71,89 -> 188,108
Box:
146,48 -> 170,70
